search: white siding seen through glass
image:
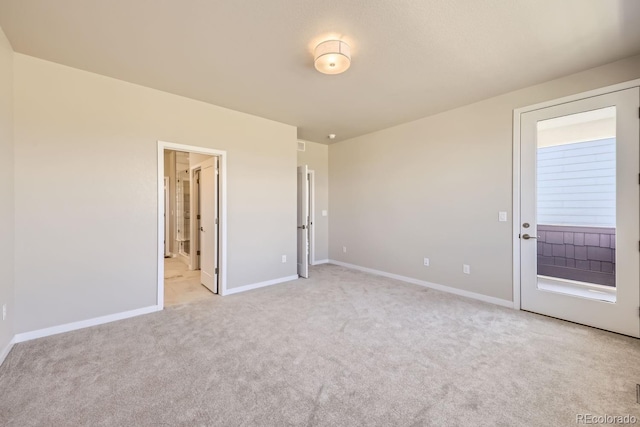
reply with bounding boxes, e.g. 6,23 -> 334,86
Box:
537,138 -> 615,227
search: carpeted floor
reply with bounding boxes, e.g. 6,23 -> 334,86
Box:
1,264 -> 639,426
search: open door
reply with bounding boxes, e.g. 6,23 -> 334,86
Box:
164,177 -> 170,257
297,165 -> 309,278
200,157 -> 219,293
190,168 -> 201,271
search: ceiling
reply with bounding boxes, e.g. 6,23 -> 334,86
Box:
1,1 -> 639,144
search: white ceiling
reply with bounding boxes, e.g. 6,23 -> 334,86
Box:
1,0 -> 639,144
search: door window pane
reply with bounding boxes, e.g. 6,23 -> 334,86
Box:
536,107 -> 616,297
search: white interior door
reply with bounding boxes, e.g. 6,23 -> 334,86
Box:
307,170 -> 315,266
189,168 -> 201,271
297,165 -> 309,278
520,87 -> 640,337
200,157 -> 219,293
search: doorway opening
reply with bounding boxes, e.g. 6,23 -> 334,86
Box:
297,165 -> 315,278
308,169 -> 315,267
157,141 -> 227,307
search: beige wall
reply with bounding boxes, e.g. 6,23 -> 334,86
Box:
190,153 -> 212,166
329,54 -> 640,302
0,26 -> 14,353
297,141 -> 329,262
13,54 -> 297,333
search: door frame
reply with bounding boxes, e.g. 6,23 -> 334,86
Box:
157,141 -> 227,307
512,78 -> 640,310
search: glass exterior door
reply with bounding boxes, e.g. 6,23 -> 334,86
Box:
520,87 -> 640,337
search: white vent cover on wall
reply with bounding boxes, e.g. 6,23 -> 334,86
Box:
297,141 -> 306,151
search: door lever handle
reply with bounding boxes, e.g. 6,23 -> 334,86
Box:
521,234 -> 539,240
298,225 -> 306,230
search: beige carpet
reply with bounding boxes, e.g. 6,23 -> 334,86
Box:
1,264 -> 639,426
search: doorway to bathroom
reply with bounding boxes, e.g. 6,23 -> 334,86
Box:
158,141 -> 227,307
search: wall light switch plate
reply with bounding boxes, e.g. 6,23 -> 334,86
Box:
423,257 -> 430,266
281,255 -> 287,263
498,211 -> 507,222
463,264 -> 471,274
322,210 -> 328,217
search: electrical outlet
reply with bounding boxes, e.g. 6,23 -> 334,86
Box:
463,264 -> 471,274
423,257 -> 430,266
342,246 -> 347,253
281,255 -> 287,263
2,304 -> 6,321
499,211 -> 508,222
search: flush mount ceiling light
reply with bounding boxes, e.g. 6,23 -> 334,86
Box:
314,40 -> 351,75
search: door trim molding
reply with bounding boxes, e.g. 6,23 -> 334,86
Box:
157,141 -> 228,305
511,78 -> 640,310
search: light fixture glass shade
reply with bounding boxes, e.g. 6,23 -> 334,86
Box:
314,40 -> 351,75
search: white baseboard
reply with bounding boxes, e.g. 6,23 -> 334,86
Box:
13,305 -> 163,344
312,259 -> 329,265
0,337 -> 15,366
223,275 -> 299,296
329,260 -> 514,308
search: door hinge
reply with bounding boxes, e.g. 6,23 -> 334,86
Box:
215,267 -> 218,274
197,250 -> 200,255
197,179 -> 199,184
215,218 -> 218,225
197,214 -> 201,220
